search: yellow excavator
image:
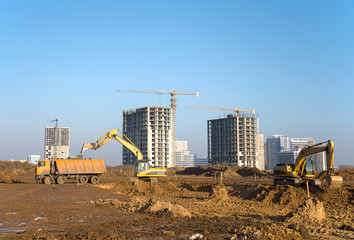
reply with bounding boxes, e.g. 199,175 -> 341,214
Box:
81,129 -> 166,179
273,140 -> 343,189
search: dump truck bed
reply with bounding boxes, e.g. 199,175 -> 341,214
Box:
55,159 -> 106,175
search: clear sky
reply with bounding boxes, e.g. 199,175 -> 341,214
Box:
1,1 -> 353,166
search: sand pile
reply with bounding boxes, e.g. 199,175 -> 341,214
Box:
176,165 -> 268,178
232,184 -> 308,208
0,172 -> 18,183
209,183 -> 229,201
145,201 -> 192,217
286,197 -> 325,225
91,198 -> 192,218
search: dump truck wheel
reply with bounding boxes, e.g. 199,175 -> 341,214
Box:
43,176 -> 52,184
56,176 -> 65,184
79,175 -> 88,183
90,176 -> 99,184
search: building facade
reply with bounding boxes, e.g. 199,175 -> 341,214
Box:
174,140 -> 197,167
207,112 -> 260,168
290,138 -> 315,150
123,107 -> 173,167
278,148 -> 301,165
266,135 -> 290,170
194,157 -> 209,166
257,134 -> 265,170
27,155 -> 40,165
44,127 -> 70,159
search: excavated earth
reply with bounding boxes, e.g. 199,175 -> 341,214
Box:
0,163 -> 353,239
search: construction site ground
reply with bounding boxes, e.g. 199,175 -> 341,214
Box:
0,163 -> 353,240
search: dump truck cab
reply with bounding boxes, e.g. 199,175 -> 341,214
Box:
35,159 -> 51,183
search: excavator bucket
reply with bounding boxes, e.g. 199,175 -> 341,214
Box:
325,175 -> 343,189
80,142 -> 95,153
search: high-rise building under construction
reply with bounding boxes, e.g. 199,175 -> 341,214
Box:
122,107 -> 173,167
207,112 -> 263,168
44,127 -> 70,159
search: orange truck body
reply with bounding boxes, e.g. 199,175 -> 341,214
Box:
54,159 -> 106,174
35,158 -> 106,184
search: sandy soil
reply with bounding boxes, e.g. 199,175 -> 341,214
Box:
0,165 -> 353,239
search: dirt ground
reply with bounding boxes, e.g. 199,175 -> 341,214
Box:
0,163 -> 353,239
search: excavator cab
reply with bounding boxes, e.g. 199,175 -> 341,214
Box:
304,159 -> 314,177
135,161 -> 150,175
134,160 -> 167,179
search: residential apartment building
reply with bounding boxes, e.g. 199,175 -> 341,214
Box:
257,134 -> 265,170
44,127 -> 70,159
207,112 -> 261,168
278,148 -> 301,165
266,135 -> 290,170
290,138 -> 315,150
174,141 -> 196,167
122,107 -> 173,167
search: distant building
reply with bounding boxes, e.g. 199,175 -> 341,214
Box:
257,134 -> 265,170
266,135 -> 290,170
264,143 -> 267,170
27,155 -> 40,165
194,156 -> 209,166
208,112 -> 260,168
312,151 -> 326,171
278,148 -> 301,165
123,107 -> 173,167
290,138 -> 315,150
44,127 -> 70,159
174,141 -> 198,167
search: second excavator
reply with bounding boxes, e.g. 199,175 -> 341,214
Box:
273,140 -> 343,189
81,129 -> 166,179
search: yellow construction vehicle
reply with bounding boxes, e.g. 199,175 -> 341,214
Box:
81,129 -> 166,179
273,140 -> 343,189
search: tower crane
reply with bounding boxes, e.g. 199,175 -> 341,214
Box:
116,89 -> 199,142
185,105 -> 255,115
116,89 -> 199,110
50,118 -> 60,128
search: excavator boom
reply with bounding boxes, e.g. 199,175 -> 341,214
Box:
80,129 -> 166,179
81,129 -> 143,160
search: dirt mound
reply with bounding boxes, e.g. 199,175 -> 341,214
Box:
286,197 -> 326,228
145,201 -> 192,217
314,169 -> 354,182
210,183 -> 229,201
232,184 -> 308,208
167,166 -> 186,175
176,165 -> 268,178
236,167 -> 266,177
106,165 -> 134,177
91,198 -> 192,218
0,172 -> 20,183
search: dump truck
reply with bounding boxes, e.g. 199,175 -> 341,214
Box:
35,158 -> 106,184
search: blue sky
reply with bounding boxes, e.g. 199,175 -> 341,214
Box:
1,1 -> 353,166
